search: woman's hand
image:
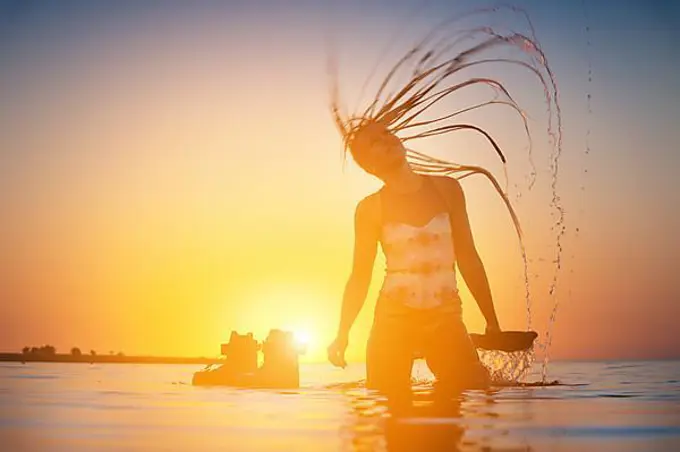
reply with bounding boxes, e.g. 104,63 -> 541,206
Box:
327,335 -> 349,368
485,321 -> 501,335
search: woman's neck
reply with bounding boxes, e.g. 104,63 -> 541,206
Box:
382,164 -> 424,195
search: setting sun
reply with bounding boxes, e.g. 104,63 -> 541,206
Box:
291,329 -> 314,356
293,330 -> 312,348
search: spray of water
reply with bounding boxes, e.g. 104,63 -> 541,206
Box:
479,349 -> 535,383
538,1 -> 592,382
329,4 -> 572,384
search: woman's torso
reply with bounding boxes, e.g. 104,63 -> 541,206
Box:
376,175 -> 460,312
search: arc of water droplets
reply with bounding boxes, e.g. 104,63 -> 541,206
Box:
405,10 -> 564,384
330,5 -> 566,383
540,0 -> 593,382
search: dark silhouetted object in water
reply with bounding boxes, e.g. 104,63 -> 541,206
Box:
258,330 -> 301,388
221,331 -> 259,374
192,329 -> 303,388
470,331 -> 538,352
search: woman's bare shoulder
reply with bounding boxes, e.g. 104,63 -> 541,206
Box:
427,173 -> 460,189
429,174 -> 464,192
427,174 -> 465,208
355,191 -> 382,227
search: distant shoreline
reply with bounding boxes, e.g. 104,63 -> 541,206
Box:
0,353 -> 224,365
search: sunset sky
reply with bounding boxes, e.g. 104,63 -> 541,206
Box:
1,0 -> 678,363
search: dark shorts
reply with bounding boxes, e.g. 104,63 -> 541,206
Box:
366,301 -> 488,393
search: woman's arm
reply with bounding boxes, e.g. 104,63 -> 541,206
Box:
445,178 -> 501,332
328,196 -> 379,367
337,196 -> 379,337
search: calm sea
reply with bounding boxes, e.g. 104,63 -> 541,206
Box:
1,360 -> 679,451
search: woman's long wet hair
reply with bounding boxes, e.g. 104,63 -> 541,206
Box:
330,7 -> 564,380
330,6 -> 560,248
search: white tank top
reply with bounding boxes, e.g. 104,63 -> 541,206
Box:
378,189 -> 460,311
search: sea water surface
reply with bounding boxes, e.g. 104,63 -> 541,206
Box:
1,360 -> 679,451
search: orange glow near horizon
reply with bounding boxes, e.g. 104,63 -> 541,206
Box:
2,2 -> 680,364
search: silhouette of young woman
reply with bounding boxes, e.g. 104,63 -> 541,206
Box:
326,120 -> 499,392
324,14 -> 550,393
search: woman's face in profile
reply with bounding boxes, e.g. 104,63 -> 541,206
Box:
350,123 -> 406,179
